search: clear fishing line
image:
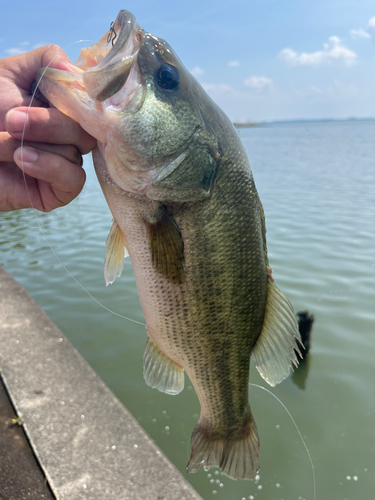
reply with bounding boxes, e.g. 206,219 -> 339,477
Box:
249,382 -> 316,500
21,39 -> 146,328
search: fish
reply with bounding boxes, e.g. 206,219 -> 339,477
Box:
35,9 -> 302,480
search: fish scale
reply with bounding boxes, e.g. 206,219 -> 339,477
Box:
36,8 -> 302,480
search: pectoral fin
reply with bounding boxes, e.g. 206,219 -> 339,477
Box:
143,336 -> 184,395
144,205 -> 184,284
104,219 -> 129,286
252,281 -> 303,386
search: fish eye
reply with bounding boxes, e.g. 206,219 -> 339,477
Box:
155,64 -> 180,91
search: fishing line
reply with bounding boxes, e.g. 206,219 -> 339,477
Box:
249,382 -> 316,500
21,40 -> 146,328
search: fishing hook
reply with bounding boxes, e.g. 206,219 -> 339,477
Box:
107,21 -> 117,46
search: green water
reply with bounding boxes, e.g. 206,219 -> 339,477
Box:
1,121 -> 374,500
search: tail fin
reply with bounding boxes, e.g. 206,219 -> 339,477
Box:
186,416 -> 260,480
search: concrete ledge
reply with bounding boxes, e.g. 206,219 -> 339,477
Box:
0,266 -> 202,500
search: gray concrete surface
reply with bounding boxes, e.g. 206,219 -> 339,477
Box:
0,266 -> 202,500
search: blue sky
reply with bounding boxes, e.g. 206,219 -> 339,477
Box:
2,0 -> 375,121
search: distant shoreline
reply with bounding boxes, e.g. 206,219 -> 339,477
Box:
234,117 -> 375,127
232,122 -> 257,128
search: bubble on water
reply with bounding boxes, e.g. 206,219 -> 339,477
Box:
216,479 -> 220,484
276,483 -> 281,488
364,468 -> 368,472
134,444 -> 138,449
276,424 -> 281,430
346,476 -> 351,480
162,410 -> 167,415
219,483 -> 224,488
58,338 -> 63,343
353,476 -> 358,481
212,491 -> 217,495
255,474 -> 260,481
60,401 -> 65,406
165,426 -> 170,431
83,484 -> 87,490
152,418 -> 157,423
257,485 -> 263,490
15,340 -> 19,344
249,496 -> 255,500
81,415 -> 85,419
207,474 -> 212,478
111,445 -> 116,450
215,471 -> 219,476
210,479 -> 214,484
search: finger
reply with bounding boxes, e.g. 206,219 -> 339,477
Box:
0,133 -> 83,165
6,45 -> 76,90
5,107 -> 96,154
13,146 -> 86,202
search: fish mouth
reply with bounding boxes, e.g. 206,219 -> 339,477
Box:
35,10 -> 145,138
76,10 -> 143,103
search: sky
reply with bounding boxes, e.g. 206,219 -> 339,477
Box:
1,0 -> 375,122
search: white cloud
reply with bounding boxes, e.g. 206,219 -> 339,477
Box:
244,76 -> 273,90
228,61 -> 240,67
294,80 -> 357,99
350,28 -> 371,39
201,83 -> 236,93
5,41 -> 30,55
350,16 -> 375,40
369,17 -> 375,36
33,42 -> 47,50
5,47 -> 26,55
279,36 -> 357,67
191,66 -> 205,77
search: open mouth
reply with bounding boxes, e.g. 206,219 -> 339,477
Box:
76,10 -> 143,103
35,10 -> 145,116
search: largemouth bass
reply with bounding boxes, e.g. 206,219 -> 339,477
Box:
36,10 -> 301,480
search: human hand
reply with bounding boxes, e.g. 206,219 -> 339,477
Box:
0,45 -> 96,212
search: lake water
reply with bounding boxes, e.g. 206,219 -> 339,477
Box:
1,121 -> 374,500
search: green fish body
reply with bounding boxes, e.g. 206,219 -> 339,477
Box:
37,9 -> 301,479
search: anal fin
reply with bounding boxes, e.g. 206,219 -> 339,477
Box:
143,336 -> 184,395
104,219 -> 129,286
252,281 -> 303,387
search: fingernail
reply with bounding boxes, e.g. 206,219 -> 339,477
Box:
20,147 -> 39,164
6,110 -> 28,134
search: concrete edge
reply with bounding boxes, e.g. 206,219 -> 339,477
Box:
0,266 -> 203,500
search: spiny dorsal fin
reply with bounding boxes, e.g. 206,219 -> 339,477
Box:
252,280 -> 302,387
144,205 -> 184,284
143,336 -> 184,395
104,219 -> 129,286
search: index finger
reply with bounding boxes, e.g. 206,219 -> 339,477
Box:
6,106 -> 96,155
3,45 -> 76,91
